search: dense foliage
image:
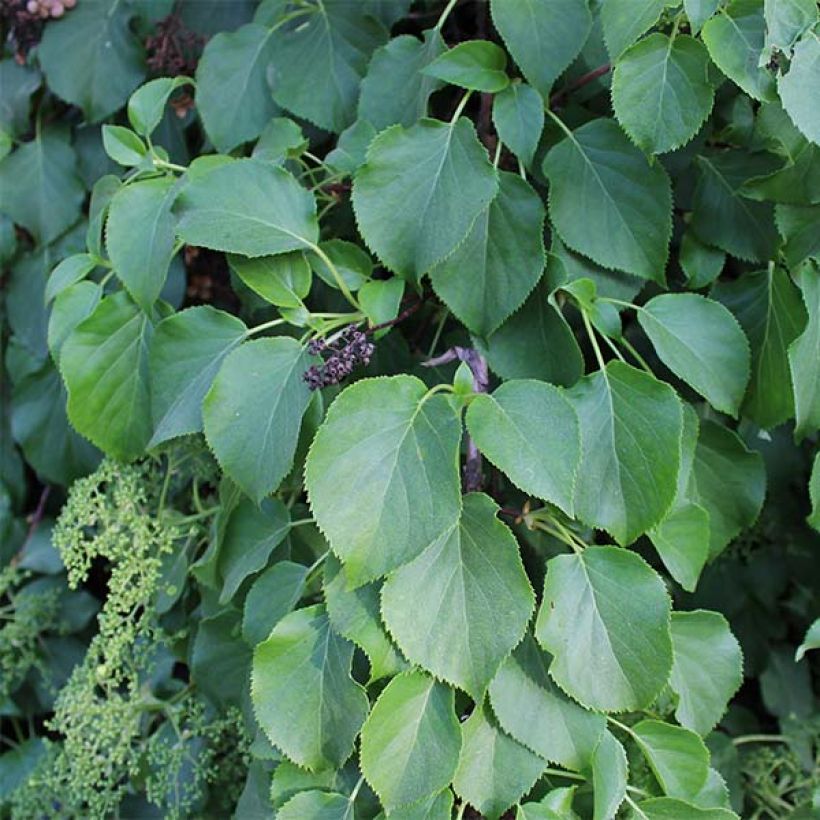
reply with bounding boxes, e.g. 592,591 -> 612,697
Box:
1,0 -> 819,817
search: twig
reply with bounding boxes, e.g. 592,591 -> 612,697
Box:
549,63 -> 611,109
366,299 -> 423,334
21,485 -> 50,552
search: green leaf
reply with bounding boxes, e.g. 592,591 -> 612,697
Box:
795,617 -> 820,662
107,176 -> 178,311
632,798 -> 737,819
175,158 -> 319,257
252,117 -> 308,164
490,0 -> 592,97
685,0 -> 720,34
310,239 -> 372,292
592,731 -> 628,820
765,0 -> 818,50
789,264 -> 820,438
632,720 -> 710,799
278,791 -> 353,820
637,293 -> 750,416
251,605 -> 368,771
0,128 -> 84,244
452,705 -> 547,820
429,172 -> 545,336
670,611 -> 744,736
190,610 -> 251,707
602,0 -> 665,58
243,560 -> 309,646
305,375 -> 462,585
649,502 -> 710,593
701,0 -> 777,102
359,277 -> 404,328
466,380 -> 580,515
228,253 -> 311,308
0,738 -> 46,800
47,281 -> 102,364
387,790 -> 454,820
423,40 -> 509,93
382,493 -> 533,699
101,125 -> 147,166
542,118 -> 672,282
45,254 -> 97,304
518,787 -> 578,820
149,306 -> 248,446
218,497 -> 290,604
691,152 -> 780,262
269,1 -> 387,132
779,33 -> 820,145
359,670 -> 461,809
196,23 -> 277,153
776,204 -> 820,269
203,337 -> 315,502
492,82 -> 544,168
127,76 -> 192,138
680,231 -> 725,289
713,267 -> 807,428
809,452 -> 820,531
691,420 -> 765,557
612,34 -> 714,155
358,31 -> 446,130
37,0 -> 145,122
60,292 -> 153,462
488,635 -> 606,771
0,60 -> 41,137
567,361 -> 682,545
353,118 -> 498,285
535,545 -> 673,712
323,554 -> 404,682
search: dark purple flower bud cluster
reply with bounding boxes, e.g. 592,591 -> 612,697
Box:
303,326 -> 375,390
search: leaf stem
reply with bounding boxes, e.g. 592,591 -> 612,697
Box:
435,0 -> 460,31
289,518 -> 314,528
545,108 -> 575,141
493,140 -> 503,168
450,90 -> 473,123
247,317 -> 287,336
625,793 -> 648,818
153,157 -> 187,174
581,310 -> 607,371
618,335 -> 654,375
607,715 -> 635,736
542,767 -> 585,781
307,242 -> 361,310
732,734 -> 789,746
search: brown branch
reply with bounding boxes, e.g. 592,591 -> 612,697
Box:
366,299 -> 423,334
19,485 -> 50,557
549,63 -> 611,109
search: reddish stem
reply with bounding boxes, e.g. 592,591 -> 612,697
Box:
367,299 -> 423,334
549,63 -> 611,109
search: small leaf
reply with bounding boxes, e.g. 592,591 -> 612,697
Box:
632,720 -> 710,799
670,611 -> 744,736
251,605 -> 368,771
535,545 -> 673,712
423,40 -> 509,93
277,791 -> 353,820
305,375 -> 462,585
492,82 -> 544,168
128,76 -> 192,138
633,798 -> 737,818
591,731 -> 628,820
252,117 -> 308,164
649,502 -> 710,593
679,231 -> 725,289
45,254 -> 97,304
101,125 -> 147,166
452,705 -> 547,820
242,561 -> 308,647
795,618 -> 820,662
466,379 -> 580,515
359,670 -> 461,809
228,253 -> 312,308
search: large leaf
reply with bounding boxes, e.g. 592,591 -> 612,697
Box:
106,176 -> 178,311
567,361 -> 683,545
466,379 -> 580,515
490,0 -> 592,97
175,159 -> 319,257
251,605 -> 368,771
305,375 -> 462,585
669,611 -> 744,736
492,82 -> 544,168
488,635 -> 606,771
268,0 -> 387,132
149,306 -> 248,447
60,292 -> 153,462
764,0 -> 818,51
601,0 -> 665,58
195,23 -> 277,153
789,263 -> 820,439
591,731 -> 628,820
352,118 -> 498,285
452,705 -> 547,820
38,0 -> 145,122
203,337 -> 315,502
429,172 -> 545,336
637,293 -> 750,417
0,128 -> 83,244
542,118 -> 672,282
359,670 -> 461,809
535,545 -> 673,712
612,34 -> 714,154
381,493 -> 534,699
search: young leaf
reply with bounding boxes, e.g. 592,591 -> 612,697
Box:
429,172 -> 546,337
633,798 -> 737,818
518,787 -> 578,820
228,253 -> 312,308
789,264 -> 820,439
637,293 -> 750,417
632,720 -> 710,799
203,337 -> 314,502
352,118 -> 498,285
195,23 -> 277,153
60,292 -> 153,462
679,231 -> 725,289
381,493 -> 534,699
44,254 -> 97,305
101,125 -> 147,167
490,0 -> 592,97
277,791 -> 353,820
535,546 -> 673,712
127,76 -> 192,138
612,34 -> 714,155
466,379 -> 580,516
591,731 -> 628,820
175,158 -> 319,257
492,82 -> 544,168
452,705 -> 547,820
488,635 -> 606,771
669,611 -> 744,736
148,306 -> 249,447
242,561 -> 309,647
601,0 -> 665,58
542,118 -> 672,282
305,375 -> 462,585
422,40 -> 509,93
795,617 -> 820,662
359,670 -> 461,809
251,605 -> 369,771
567,361 -> 683,546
